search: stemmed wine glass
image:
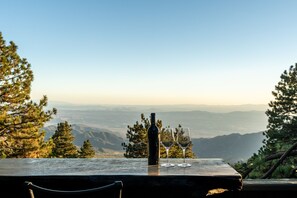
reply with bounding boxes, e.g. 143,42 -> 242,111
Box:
160,127 -> 175,167
176,127 -> 191,167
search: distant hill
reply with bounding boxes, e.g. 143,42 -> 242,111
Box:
43,124 -> 125,153
46,109 -> 267,138
192,132 -> 265,164
158,111 -> 267,138
46,103 -> 268,113
43,124 -> 265,163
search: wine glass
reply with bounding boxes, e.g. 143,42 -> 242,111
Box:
176,127 -> 191,167
160,127 -> 175,167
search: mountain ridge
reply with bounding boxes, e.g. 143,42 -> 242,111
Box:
43,124 -> 265,163
192,131 -> 265,163
43,124 -> 125,152
46,109 -> 267,138
46,102 -> 268,113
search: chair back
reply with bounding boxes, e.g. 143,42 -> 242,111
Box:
24,181 -> 123,198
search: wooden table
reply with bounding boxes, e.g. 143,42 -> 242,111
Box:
0,158 -> 242,198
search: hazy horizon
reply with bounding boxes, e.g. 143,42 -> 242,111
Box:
44,101 -> 268,139
46,100 -> 268,112
46,107 -> 268,138
48,100 -> 268,106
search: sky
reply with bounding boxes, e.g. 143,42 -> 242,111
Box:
1,0 -> 297,105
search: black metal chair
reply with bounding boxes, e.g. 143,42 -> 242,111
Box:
24,181 -> 123,198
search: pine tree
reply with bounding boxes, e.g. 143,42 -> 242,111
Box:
122,114 -> 195,158
52,121 -> 78,158
264,64 -> 297,153
0,32 -> 56,158
122,114 -> 152,158
235,63 -> 297,178
168,125 -> 195,158
80,139 -> 96,158
259,63 -> 297,178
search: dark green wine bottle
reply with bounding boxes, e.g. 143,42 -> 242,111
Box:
148,113 -> 160,165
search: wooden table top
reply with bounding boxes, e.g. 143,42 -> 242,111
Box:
0,158 -> 242,198
0,158 -> 241,177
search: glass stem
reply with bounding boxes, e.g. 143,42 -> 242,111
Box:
166,148 -> 169,164
182,148 -> 186,163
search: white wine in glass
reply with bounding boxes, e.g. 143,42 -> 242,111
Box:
177,127 -> 191,167
160,127 -> 175,167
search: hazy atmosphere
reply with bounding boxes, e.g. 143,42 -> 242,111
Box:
1,0 -> 297,105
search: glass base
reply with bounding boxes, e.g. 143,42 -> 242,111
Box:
177,163 -> 191,167
161,163 -> 175,167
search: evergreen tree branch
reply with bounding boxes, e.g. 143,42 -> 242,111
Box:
261,141 -> 297,179
265,150 -> 297,161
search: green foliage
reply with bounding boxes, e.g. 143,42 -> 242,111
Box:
0,32 -> 56,158
263,64 -> 297,152
52,121 -> 79,158
122,114 -> 195,158
234,63 -> 297,178
121,114 -> 152,158
80,139 -> 96,158
171,126 -> 195,158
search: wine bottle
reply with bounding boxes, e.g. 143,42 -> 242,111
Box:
148,113 -> 160,165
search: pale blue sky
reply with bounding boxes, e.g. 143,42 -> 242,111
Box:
1,0 -> 297,105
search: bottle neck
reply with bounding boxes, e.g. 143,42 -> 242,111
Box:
150,113 -> 156,125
